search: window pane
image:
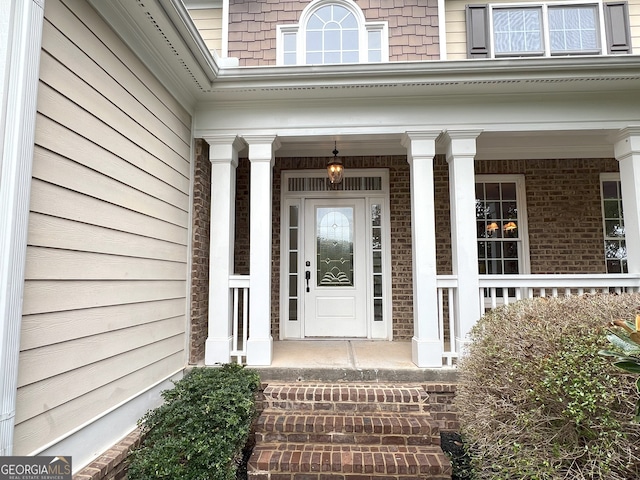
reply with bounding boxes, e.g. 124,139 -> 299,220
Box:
289,275 -> 298,296
284,33 -> 297,51
289,299 -> 298,321
325,29 -> 340,50
325,51 -> 341,63
316,207 -> 354,286
284,53 -> 297,65
493,8 -> 542,54
548,6 -> 598,53
604,199 -> 620,219
307,52 -> 322,64
343,51 -> 359,63
343,30 -> 359,49
602,181 -> 619,199
307,31 -> 322,51
606,220 -> 625,237
368,30 -> 381,49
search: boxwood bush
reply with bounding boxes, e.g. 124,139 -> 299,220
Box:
127,364 -> 260,480
456,294 -> 640,480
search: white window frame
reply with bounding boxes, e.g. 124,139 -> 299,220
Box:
276,0 -> 388,65
488,0 -> 607,58
600,172 -> 628,273
475,174 -> 531,275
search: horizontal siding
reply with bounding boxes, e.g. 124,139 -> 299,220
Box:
15,0 -> 192,456
446,0 -> 469,60
17,353 -> 183,455
630,1 -> 640,51
188,7 -> 223,54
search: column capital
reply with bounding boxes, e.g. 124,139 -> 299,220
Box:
244,135 -> 281,164
614,126 -> 640,161
203,135 -> 246,165
442,129 -> 482,163
401,130 -> 441,162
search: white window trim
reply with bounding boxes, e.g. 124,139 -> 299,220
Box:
475,174 -> 531,275
488,0 -> 607,58
276,0 -> 388,65
600,172 -> 627,273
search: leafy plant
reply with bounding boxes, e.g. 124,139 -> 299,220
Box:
127,364 -> 261,480
455,294 -> 640,480
600,314 -> 640,421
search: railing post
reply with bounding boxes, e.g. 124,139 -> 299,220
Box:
203,135 -> 244,365
402,131 -> 443,367
443,130 -> 483,354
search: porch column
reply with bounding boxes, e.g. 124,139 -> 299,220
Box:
443,130 -> 482,352
245,135 -> 281,365
615,127 -> 640,273
402,131 -> 442,367
204,135 -> 244,365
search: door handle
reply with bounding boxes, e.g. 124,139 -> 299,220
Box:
305,270 -> 311,292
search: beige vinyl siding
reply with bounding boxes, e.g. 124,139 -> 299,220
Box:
15,0 -> 192,456
630,0 -> 640,51
446,0 -> 640,59
188,7 -> 223,55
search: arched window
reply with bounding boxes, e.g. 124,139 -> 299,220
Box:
277,0 -> 388,65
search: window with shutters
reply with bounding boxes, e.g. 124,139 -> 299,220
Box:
466,1 -> 631,58
277,0 -> 388,65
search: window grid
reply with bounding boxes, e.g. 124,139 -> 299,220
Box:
288,205 -> 299,321
371,204 -> 383,322
306,5 -> 359,64
491,2 -> 602,57
476,181 -> 521,275
601,178 -> 628,273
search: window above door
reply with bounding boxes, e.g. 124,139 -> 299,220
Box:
466,1 -> 631,58
277,0 -> 388,65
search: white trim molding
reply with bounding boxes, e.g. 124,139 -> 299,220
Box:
0,0 -> 44,456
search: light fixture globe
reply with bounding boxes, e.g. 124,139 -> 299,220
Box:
327,143 -> 344,184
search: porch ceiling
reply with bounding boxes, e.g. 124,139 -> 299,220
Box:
262,129 -> 618,160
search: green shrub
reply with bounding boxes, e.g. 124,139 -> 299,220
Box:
455,294 -> 640,480
127,364 -> 260,480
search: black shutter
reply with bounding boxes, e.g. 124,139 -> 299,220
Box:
466,4 -> 490,58
604,2 -> 632,53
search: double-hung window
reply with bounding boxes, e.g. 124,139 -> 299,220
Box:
277,0 -> 388,65
476,175 -> 529,275
466,1 -> 631,58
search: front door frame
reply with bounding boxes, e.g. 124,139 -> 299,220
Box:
279,168 -> 392,340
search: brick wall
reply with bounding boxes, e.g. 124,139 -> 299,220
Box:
189,139 -> 211,364
228,0 -> 439,66
424,383 -> 459,432
73,429 -> 143,480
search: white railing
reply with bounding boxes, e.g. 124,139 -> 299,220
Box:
229,275 -> 250,363
437,274 -> 640,366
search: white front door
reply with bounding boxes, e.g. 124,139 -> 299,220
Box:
303,198 -> 367,337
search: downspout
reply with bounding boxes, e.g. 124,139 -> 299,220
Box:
0,0 -> 44,456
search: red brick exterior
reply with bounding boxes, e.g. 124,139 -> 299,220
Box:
189,139 -> 211,364
228,0 -> 440,66
212,152 -> 620,345
73,429 -> 143,480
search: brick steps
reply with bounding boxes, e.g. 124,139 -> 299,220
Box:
250,444 -> 451,478
255,412 -> 438,446
248,383 -> 452,479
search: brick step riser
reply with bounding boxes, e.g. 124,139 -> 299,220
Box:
263,401 -> 427,413
256,432 -> 438,446
248,445 -> 451,478
248,473 -> 451,479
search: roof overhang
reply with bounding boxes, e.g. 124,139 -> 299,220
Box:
88,0 -> 640,109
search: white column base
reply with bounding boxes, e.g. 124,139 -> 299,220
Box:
204,337 -> 232,365
246,336 -> 273,366
412,337 -> 443,368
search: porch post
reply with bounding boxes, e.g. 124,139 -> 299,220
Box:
615,127 -> 640,273
443,130 -> 482,353
203,135 -> 244,365
402,131 -> 443,368
245,135 -> 280,366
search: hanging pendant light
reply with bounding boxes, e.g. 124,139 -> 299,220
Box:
327,141 -> 344,184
